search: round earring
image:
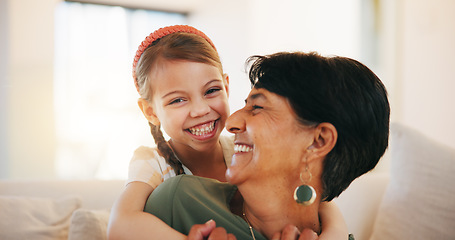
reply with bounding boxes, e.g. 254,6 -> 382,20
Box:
293,166 -> 316,206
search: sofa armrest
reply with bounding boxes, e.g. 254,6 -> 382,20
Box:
0,179 -> 125,210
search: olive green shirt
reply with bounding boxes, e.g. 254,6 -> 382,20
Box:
145,175 -> 265,239
145,175 -> 354,240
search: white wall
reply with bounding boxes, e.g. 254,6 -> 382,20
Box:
189,0 -> 364,115
377,0 -> 455,149
0,0 -> 9,178
2,0 -> 59,179
187,0 -> 252,114
395,0 -> 455,148
1,0 -> 454,180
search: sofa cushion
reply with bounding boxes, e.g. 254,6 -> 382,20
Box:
0,196 -> 81,240
68,208 -> 110,240
370,123 -> 455,239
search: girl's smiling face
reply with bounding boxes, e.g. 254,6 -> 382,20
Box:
141,59 -> 230,152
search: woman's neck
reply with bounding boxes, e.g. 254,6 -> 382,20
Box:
239,182 -> 321,239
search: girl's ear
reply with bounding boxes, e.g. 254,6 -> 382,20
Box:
307,122 -> 338,159
138,98 -> 160,126
223,73 -> 230,97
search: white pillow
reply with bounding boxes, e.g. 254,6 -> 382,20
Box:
0,196 -> 81,240
68,208 -> 110,240
370,123 -> 455,240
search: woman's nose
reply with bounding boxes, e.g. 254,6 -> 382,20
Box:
189,98 -> 210,118
226,109 -> 245,133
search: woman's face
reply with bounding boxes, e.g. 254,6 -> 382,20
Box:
225,87 -> 315,186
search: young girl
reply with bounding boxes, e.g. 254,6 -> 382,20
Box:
107,25 -> 347,240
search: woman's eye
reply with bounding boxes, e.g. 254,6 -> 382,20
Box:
206,88 -> 221,95
251,105 -> 263,114
252,105 -> 263,110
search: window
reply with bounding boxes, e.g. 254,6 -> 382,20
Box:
54,2 -> 186,179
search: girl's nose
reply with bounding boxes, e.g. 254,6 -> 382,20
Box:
226,109 -> 245,133
189,98 -> 211,118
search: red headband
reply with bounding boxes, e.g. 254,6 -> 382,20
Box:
132,25 -> 217,93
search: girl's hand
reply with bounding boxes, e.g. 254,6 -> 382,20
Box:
187,220 -> 237,240
271,225 -> 318,240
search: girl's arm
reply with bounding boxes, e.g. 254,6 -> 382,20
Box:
187,202 -> 347,240
318,201 -> 349,239
107,181 -> 186,240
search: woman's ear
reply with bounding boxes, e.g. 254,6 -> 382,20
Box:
138,98 -> 160,126
307,123 -> 338,159
223,73 -> 230,97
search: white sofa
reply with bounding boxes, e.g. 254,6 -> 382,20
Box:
1,123 -> 454,240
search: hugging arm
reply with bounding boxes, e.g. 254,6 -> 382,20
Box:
275,201 -> 348,239
188,222 -> 318,240
318,201 -> 349,239
107,181 -> 186,240
187,201 -> 347,240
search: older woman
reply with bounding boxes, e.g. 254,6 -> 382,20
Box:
145,51 -> 390,240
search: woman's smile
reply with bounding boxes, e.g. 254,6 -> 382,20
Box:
233,144 -> 253,153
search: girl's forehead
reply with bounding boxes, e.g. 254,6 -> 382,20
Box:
150,60 -> 224,92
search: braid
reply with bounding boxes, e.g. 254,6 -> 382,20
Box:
149,122 -> 185,175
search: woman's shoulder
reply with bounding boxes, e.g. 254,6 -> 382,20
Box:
160,175 -> 233,190
154,175 -> 236,201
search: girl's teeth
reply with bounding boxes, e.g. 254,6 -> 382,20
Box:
189,122 -> 215,136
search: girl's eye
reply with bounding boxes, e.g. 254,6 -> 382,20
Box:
205,88 -> 221,96
168,98 -> 185,105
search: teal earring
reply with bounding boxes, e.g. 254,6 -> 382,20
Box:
293,166 -> 316,206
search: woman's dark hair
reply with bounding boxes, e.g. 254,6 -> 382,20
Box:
247,52 -> 390,201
